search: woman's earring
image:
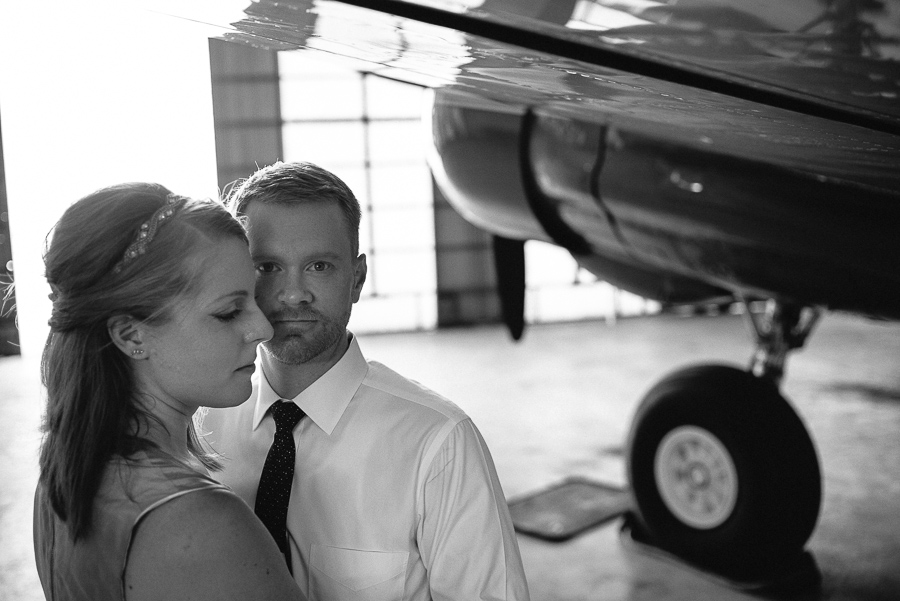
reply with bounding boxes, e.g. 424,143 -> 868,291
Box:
131,349 -> 145,357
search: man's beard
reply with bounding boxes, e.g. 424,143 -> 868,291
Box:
263,307 -> 349,365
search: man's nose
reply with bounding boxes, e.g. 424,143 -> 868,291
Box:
278,276 -> 313,305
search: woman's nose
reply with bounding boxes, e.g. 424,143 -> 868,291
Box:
246,305 -> 274,344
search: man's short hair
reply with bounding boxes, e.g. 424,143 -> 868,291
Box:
225,161 -> 362,256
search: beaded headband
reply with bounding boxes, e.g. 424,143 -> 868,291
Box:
112,194 -> 187,274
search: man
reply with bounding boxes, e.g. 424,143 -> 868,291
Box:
202,161 -> 530,601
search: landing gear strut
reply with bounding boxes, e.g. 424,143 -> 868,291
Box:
626,299 -> 822,583
744,299 -> 822,384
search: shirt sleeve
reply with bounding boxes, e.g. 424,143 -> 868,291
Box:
418,419 -> 531,601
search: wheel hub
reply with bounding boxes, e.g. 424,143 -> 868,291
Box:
654,425 -> 738,529
687,463 -> 710,487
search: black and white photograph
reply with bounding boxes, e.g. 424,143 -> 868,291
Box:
1,1 -> 899,600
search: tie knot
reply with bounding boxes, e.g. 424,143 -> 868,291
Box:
271,400 -> 305,432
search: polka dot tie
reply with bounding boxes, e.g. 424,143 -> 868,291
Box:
254,400 -> 305,568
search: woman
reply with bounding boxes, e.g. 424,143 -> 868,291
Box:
33,182 -> 304,600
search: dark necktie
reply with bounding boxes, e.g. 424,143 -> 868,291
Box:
255,400 -> 305,567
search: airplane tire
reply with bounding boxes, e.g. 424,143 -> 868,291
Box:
626,364 -> 821,581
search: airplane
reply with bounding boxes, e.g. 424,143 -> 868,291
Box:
148,0 -> 900,585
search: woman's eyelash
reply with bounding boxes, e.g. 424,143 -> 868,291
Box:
214,309 -> 242,322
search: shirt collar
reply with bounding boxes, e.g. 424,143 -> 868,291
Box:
252,333 -> 369,435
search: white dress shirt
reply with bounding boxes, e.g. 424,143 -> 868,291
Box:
201,334 -> 530,601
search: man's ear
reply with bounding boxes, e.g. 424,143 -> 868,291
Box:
107,315 -> 146,358
351,253 -> 367,303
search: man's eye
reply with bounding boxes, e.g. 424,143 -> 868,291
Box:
256,262 -> 278,274
310,261 -> 330,272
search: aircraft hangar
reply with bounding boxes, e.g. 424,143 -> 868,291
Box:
1,1 -> 899,600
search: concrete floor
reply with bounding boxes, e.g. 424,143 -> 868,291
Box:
2,312 -> 899,600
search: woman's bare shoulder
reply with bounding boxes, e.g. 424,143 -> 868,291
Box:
125,488 -> 304,601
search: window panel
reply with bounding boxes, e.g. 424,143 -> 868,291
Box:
350,293 -> 438,333
370,251 -> 436,295
368,121 -> 430,164
282,122 -> 367,167
526,282 -> 619,324
280,77 -> 364,120
371,206 -> 435,251
366,77 -> 426,119
522,241 -> 661,322
369,164 -> 433,209
321,165 -> 368,207
279,52 -> 345,76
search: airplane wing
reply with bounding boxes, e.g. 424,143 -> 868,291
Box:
149,0 -> 900,586
153,0 -> 900,320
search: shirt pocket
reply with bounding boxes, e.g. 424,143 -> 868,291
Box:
309,545 -> 409,601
